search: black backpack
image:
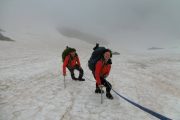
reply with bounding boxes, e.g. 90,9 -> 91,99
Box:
62,46 -> 76,62
88,47 -> 106,71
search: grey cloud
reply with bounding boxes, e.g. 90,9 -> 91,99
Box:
0,0 -> 180,51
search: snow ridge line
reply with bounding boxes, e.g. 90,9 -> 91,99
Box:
60,79 -> 82,120
60,103 -> 73,120
84,76 -> 172,120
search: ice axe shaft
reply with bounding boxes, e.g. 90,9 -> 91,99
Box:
100,86 -> 103,104
64,76 -> 66,89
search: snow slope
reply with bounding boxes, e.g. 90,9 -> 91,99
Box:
0,30 -> 180,120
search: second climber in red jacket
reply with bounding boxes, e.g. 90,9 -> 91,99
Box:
63,48 -> 85,81
93,48 -> 113,99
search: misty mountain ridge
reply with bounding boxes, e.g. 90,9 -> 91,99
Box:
57,27 -> 108,45
0,30 -> 14,42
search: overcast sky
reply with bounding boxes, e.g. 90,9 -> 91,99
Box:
0,0 -> 180,50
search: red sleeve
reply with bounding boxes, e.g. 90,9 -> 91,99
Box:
95,60 -> 103,85
63,55 -> 69,75
76,56 -> 81,66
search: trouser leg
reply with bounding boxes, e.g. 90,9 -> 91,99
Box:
67,67 -> 76,80
74,65 -> 84,79
101,77 -> 112,93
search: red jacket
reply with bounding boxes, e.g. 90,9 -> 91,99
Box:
95,59 -> 111,85
63,55 -> 80,75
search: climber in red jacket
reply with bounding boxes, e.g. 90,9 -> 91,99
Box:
63,49 -> 85,81
93,48 -> 113,99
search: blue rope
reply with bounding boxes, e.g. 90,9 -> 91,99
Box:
112,88 -> 171,120
84,76 -> 171,120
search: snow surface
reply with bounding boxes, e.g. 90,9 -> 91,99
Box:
0,30 -> 180,120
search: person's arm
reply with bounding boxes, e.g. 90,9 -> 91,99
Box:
95,61 -> 103,85
63,55 -> 69,76
104,64 -> 111,78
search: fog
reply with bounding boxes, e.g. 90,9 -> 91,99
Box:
1,0 -> 180,51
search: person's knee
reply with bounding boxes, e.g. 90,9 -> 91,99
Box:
106,82 -> 112,89
109,82 -> 112,87
109,83 -> 112,89
68,68 -> 74,73
79,67 -> 83,71
70,71 -> 74,75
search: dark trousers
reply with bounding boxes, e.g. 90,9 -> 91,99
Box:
93,72 -> 112,93
67,65 -> 84,80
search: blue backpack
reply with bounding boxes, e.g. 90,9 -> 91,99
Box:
88,47 -> 106,71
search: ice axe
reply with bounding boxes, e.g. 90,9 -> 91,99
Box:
99,85 -> 104,104
64,76 -> 66,89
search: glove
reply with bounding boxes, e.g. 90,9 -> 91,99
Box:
107,59 -> 112,64
98,85 -> 104,88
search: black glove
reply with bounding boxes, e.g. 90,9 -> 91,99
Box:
107,59 -> 112,64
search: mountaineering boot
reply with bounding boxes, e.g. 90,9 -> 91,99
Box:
106,92 -> 113,99
95,87 -> 104,94
72,77 -> 78,81
77,75 -> 85,81
72,78 -> 77,81
71,74 -> 77,81
78,78 -> 85,81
